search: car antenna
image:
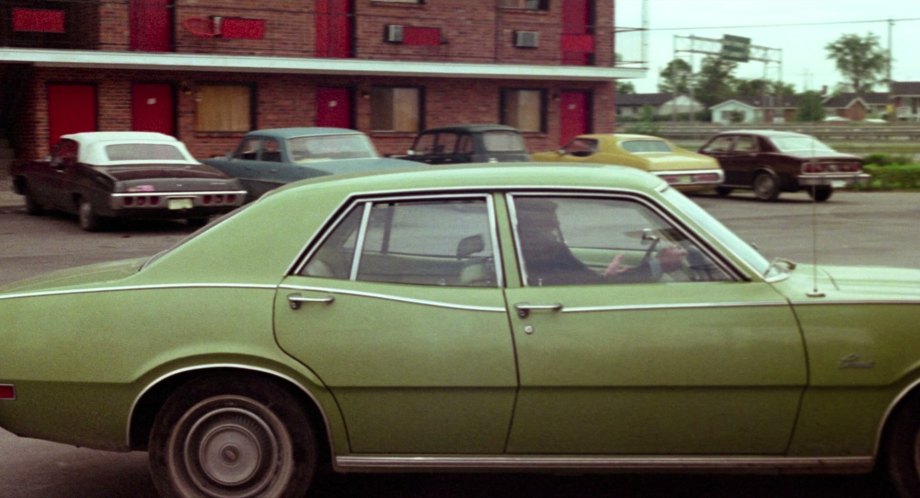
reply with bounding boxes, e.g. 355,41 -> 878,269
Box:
807,138 -> 825,298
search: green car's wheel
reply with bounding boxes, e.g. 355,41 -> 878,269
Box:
887,395 -> 920,498
149,376 -> 317,498
78,198 -> 104,231
752,172 -> 780,201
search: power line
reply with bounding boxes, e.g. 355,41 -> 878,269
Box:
645,17 -> 920,32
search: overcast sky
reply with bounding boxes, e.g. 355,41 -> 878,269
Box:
614,0 -> 920,94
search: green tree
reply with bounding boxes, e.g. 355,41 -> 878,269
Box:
616,80 -> 636,95
658,59 -> 693,94
825,33 -> 890,93
693,56 -> 737,107
795,91 -> 826,122
734,79 -> 795,97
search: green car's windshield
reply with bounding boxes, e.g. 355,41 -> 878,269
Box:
661,188 -> 775,277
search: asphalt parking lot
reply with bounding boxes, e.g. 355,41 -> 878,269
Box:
0,185 -> 917,497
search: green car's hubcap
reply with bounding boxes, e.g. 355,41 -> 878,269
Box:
182,404 -> 284,496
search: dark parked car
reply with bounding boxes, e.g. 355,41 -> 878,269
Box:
398,124 -> 530,164
10,131 -> 246,231
698,130 -> 869,202
203,127 -> 419,201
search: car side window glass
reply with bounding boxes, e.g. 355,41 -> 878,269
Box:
303,197 -> 497,287
456,135 -> 474,154
436,133 -> 459,154
234,138 -> 262,160
562,138 -> 597,157
512,195 -> 731,286
262,139 -> 282,162
52,140 -> 78,167
412,134 -> 438,155
734,136 -> 757,153
701,136 -> 733,153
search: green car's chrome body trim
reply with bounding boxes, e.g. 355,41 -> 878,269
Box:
279,284 -> 507,313
0,283 -> 278,301
334,455 -> 874,473
127,363 -> 337,452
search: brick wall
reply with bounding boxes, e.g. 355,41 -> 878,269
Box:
12,1 -> 618,159
20,67 -> 615,159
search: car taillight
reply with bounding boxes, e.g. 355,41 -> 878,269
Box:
124,197 -> 134,206
840,162 -> 861,172
692,172 -> 722,183
0,384 -> 15,400
225,194 -> 237,204
802,162 -> 826,173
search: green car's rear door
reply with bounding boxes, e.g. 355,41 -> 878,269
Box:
273,194 -> 517,455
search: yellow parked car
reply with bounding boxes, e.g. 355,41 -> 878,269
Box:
533,133 -> 724,192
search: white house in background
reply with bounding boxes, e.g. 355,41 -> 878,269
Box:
710,99 -> 759,125
710,95 -> 799,125
616,93 -> 704,118
890,82 -> 920,121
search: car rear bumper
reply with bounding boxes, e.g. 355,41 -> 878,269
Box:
797,173 -> 871,187
107,190 -> 247,217
653,169 -> 725,190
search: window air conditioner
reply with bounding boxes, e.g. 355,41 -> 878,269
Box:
513,30 -> 539,48
385,24 -> 404,43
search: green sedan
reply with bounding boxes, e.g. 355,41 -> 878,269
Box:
1,164 -> 918,498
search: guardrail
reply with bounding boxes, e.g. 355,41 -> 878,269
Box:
621,123 -> 920,143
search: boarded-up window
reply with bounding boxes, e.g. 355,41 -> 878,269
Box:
371,87 -> 421,132
195,85 -> 252,132
502,89 -> 544,132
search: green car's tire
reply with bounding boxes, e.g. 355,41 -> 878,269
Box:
887,394 -> 920,498
149,375 -> 317,498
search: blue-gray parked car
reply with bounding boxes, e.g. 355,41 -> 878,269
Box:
203,127 -> 419,201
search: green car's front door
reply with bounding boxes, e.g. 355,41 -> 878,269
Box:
502,193 -> 807,455
274,194 -> 517,455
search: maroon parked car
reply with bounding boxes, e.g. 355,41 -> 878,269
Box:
698,130 -> 869,202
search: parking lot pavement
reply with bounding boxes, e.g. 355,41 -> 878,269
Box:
0,179 -> 22,208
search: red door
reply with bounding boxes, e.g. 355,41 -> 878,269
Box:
315,0 -> 353,58
561,0 -> 594,65
47,84 -> 97,147
559,91 -> 590,146
132,83 -> 175,135
316,87 -> 354,128
130,0 -> 173,52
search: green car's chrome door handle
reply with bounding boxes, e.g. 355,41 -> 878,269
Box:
514,303 -> 563,318
287,294 -> 335,310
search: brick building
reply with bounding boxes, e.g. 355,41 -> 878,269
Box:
0,0 -> 642,161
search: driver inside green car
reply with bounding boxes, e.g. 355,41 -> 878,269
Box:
515,198 -> 687,286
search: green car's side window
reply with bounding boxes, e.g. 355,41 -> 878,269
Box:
303,197 -> 498,287
512,195 -> 732,286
